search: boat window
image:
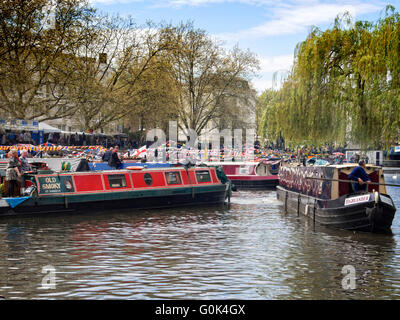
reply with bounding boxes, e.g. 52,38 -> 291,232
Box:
196,170 -> 211,183
108,174 -> 127,188
144,173 -> 153,186
239,166 -> 250,175
165,172 -> 182,185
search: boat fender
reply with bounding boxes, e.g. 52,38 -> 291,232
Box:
297,194 -> 301,216
127,167 -> 143,170
374,191 -> 379,204
61,161 -> 71,171
284,191 -> 288,212
305,204 -> 310,216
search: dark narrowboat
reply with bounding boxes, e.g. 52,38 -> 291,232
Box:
277,164 -> 396,233
0,166 -> 229,217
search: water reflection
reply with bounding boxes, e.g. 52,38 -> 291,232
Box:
0,177 -> 398,299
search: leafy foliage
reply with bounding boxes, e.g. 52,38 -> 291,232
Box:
258,6 -> 400,149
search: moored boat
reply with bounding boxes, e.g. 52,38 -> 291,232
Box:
204,159 -> 281,190
276,163 -> 396,233
0,166 -> 229,217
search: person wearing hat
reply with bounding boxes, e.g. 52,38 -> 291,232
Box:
349,160 -> 371,193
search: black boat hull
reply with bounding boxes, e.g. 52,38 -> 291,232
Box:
277,186 -> 396,233
230,178 -> 279,190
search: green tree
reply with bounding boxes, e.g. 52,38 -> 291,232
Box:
260,7 -> 400,150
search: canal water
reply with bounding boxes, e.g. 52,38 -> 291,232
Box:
0,175 -> 399,300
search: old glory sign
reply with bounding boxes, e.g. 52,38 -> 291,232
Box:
37,176 -> 75,194
344,195 -> 370,206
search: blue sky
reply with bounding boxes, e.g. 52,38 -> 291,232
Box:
89,0 -> 399,93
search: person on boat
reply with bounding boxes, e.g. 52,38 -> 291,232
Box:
20,150 -> 31,174
6,150 -> 21,197
19,150 -> 32,195
348,160 -> 371,193
108,146 -> 122,169
102,147 -> 113,162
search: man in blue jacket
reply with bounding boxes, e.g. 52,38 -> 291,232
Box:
349,160 -> 371,192
102,147 -> 113,162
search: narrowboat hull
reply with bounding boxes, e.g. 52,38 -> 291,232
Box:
277,186 -> 396,233
0,185 -> 227,217
0,166 -> 228,218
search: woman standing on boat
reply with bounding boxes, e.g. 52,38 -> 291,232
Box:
6,150 -> 21,197
348,160 -> 371,193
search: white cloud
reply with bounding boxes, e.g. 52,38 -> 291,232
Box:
155,0 -> 275,7
89,0 -> 142,4
251,78 -> 280,93
259,54 -> 293,73
217,1 -> 382,40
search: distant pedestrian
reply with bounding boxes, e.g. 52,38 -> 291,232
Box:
24,131 -> 31,143
74,132 -> 79,146
70,134 -> 75,146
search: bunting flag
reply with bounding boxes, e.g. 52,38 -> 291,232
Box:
133,145 -> 147,157
0,145 -> 107,153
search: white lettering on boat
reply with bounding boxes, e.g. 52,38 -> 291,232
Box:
344,195 -> 370,206
42,183 -> 61,190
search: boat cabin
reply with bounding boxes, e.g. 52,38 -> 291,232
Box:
19,166 -> 221,198
279,163 -> 386,201
204,160 -> 280,177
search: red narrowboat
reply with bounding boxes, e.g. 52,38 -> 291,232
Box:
204,159 -> 280,190
0,166 -> 229,217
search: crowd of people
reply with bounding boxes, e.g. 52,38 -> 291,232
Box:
0,130 -> 34,145
0,130 -> 138,149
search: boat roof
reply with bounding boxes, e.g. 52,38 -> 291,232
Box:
34,166 -> 213,175
284,163 -> 382,169
202,161 -> 260,166
327,163 -> 382,169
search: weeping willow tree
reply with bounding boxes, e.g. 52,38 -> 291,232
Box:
259,6 -> 400,149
